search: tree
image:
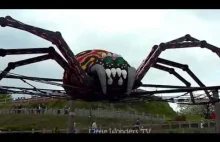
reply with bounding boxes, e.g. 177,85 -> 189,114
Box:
178,104 -> 214,119
0,93 -> 12,103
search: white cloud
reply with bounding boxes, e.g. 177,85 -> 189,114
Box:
0,10 -> 219,111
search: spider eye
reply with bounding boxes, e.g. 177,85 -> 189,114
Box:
115,57 -> 125,65
103,56 -> 113,64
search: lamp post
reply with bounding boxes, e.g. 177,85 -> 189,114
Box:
67,99 -> 75,133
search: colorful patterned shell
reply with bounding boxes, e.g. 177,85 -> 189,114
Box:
75,49 -> 130,71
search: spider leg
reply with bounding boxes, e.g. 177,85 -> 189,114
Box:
152,63 -> 195,103
4,75 -> 62,82
136,34 -> 220,91
156,58 -> 211,100
0,16 -> 86,83
136,36 -> 191,77
0,47 -> 69,81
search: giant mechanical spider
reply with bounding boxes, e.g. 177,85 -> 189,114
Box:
0,16 -> 220,104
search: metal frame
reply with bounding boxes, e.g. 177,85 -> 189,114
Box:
1,71 -> 220,105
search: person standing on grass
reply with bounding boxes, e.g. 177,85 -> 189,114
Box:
200,119 -> 204,128
41,104 -> 45,114
135,118 -> 140,130
211,112 -> 216,120
13,106 -> 16,113
91,121 -> 98,133
37,104 -> 41,114
53,127 -> 59,133
64,106 -> 68,115
74,123 -> 80,133
17,104 -> 22,114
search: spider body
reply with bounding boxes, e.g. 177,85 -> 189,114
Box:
63,49 -> 135,100
0,16 -> 219,103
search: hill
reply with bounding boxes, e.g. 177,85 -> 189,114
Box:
0,114 -> 134,131
1,99 -> 177,117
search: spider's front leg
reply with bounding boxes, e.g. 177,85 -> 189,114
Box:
0,16 -> 91,85
136,34 -> 220,90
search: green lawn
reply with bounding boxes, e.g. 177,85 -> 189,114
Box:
0,114 -> 151,131
0,114 -> 214,133
185,114 -> 202,121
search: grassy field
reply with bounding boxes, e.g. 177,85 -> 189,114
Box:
0,96 -> 205,133
0,114 -> 212,133
1,99 -> 204,122
0,114 -> 146,131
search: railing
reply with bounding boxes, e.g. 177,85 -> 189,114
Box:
0,109 -> 164,122
0,97 -> 56,104
0,120 -> 216,133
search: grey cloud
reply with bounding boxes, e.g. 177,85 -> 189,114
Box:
190,10 -> 220,21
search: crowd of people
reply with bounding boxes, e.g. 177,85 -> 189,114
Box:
11,104 -> 46,114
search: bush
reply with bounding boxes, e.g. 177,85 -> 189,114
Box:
173,115 -> 186,121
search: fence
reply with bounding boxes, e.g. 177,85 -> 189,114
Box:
0,108 -> 164,122
0,97 -> 166,121
0,97 -> 56,104
0,120 -> 216,133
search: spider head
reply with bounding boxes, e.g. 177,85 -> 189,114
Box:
90,52 -> 136,96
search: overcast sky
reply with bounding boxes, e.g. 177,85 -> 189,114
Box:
0,9 -> 219,111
